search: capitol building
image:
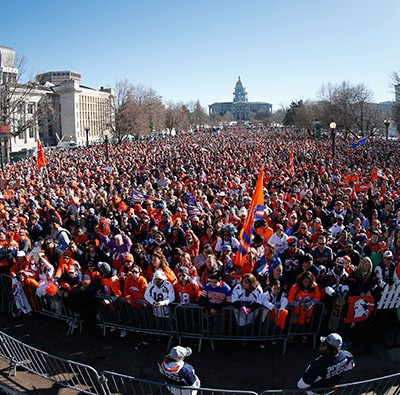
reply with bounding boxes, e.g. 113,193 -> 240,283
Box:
209,77 -> 272,121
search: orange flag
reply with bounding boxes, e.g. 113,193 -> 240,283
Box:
235,167 -> 265,266
37,139 -> 48,171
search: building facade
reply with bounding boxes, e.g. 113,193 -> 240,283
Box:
36,70 -> 82,85
1,44 -> 115,157
47,77 -> 114,146
209,77 -> 272,121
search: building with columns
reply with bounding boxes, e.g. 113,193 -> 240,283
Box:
45,76 -> 114,146
209,77 -> 272,121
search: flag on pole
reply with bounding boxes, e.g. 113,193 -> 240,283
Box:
37,139 -> 48,171
351,135 -> 369,149
235,167 -> 265,266
287,143 -> 294,175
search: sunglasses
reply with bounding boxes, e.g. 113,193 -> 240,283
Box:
132,271 -> 140,274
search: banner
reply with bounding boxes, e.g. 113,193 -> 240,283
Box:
343,295 -> 375,324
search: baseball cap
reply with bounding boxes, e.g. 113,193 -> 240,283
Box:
383,250 -> 393,258
123,253 -> 134,263
320,333 -> 342,348
17,251 -> 26,258
222,244 -> 232,252
98,262 -> 111,275
169,346 -> 192,360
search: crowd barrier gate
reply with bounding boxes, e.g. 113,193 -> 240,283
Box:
0,331 -> 106,395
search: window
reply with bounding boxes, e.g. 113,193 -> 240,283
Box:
29,127 -> 34,138
28,103 -> 34,114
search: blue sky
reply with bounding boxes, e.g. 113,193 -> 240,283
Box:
2,0 -> 399,111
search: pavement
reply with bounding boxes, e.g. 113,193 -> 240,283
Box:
0,312 -> 399,394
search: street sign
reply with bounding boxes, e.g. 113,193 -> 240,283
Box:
0,125 -> 10,133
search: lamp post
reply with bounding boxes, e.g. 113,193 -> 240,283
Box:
384,119 -> 390,141
329,122 -> 337,159
84,127 -> 90,147
104,129 -> 110,161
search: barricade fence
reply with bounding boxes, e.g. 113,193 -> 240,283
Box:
259,372 -> 400,394
2,273 -> 400,352
0,331 -> 106,395
101,371 -> 259,395
95,296 -> 318,354
1,330 -> 400,395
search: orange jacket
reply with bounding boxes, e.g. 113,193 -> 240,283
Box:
123,274 -> 148,303
101,274 -> 122,297
174,280 -> 201,303
288,284 -> 321,325
55,257 -> 81,279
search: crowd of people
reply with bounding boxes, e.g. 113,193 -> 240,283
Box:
1,127 -> 399,341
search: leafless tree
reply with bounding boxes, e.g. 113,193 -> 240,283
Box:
0,55 -> 52,161
164,101 -> 190,133
317,81 -> 382,137
187,100 -> 208,128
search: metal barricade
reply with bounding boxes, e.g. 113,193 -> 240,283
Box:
287,302 -> 325,349
174,303 -> 209,351
96,296 -> 174,349
259,372 -> 400,394
0,331 -> 106,395
0,274 -> 14,313
34,292 -> 83,335
174,304 -> 293,354
101,370 -> 259,395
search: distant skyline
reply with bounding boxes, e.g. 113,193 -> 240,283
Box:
1,0 -> 399,111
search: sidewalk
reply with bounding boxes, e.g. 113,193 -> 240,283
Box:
0,312 -> 399,393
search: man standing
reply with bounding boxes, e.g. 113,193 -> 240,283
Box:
297,333 -> 355,394
158,346 -> 201,395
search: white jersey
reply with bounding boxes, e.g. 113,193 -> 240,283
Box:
145,280 -> 175,317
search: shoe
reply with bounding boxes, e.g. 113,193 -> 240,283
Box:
120,330 -> 127,338
302,335 -> 308,344
110,327 -> 116,333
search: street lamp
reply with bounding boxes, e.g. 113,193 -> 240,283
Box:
329,122 -> 337,159
84,127 -> 90,147
384,119 -> 390,141
103,129 -> 110,161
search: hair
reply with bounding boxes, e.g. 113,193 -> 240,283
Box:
131,264 -> 141,274
181,252 -> 192,263
269,279 -> 281,288
264,243 -> 276,258
303,253 -> 313,263
241,273 -> 259,291
210,269 -> 222,281
203,244 -> 214,254
151,249 -> 170,269
355,256 -> 373,279
296,270 -> 317,288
